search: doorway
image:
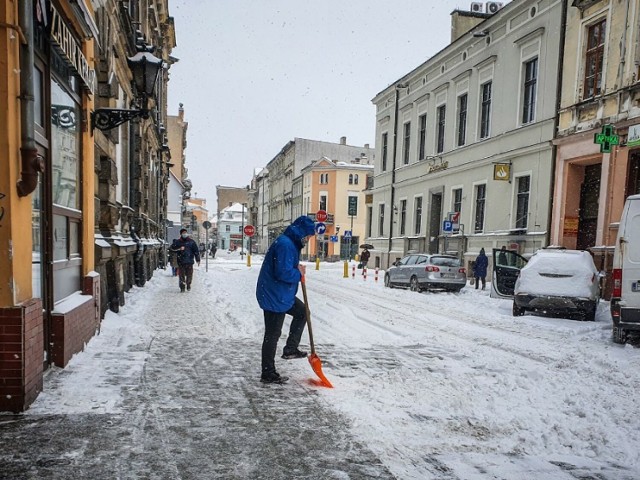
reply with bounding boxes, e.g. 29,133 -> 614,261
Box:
577,163 -> 601,250
428,193 -> 443,253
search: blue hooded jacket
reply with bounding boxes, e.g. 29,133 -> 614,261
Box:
256,215 -> 316,313
474,248 -> 488,278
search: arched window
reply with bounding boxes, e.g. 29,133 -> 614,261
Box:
354,174 -> 359,185
348,174 -> 353,184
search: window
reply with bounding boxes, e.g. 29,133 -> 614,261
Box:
453,188 -> 462,214
400,199 -> 407,235
474,184 -> 486,233
238,226 -> 243,232
225,225 -> 230,232
348,174 -> 353,184
403,122 -> 411,165
584,19 -> 606,99
436,105 -> 446,154
381,133 -> 388,171
354,174 -> 359,185
319,173 -> 329,184
367,206 -> 373,237
515,176 -> 530,229
457,94 -> 467,146
414,197 -> 423,235
480,81 -> 492,139
522,58 -> 538,124
418,114 -> 427,160
319,194 -> 327,211
378,204 -> 385,236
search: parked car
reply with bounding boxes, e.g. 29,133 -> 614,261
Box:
384,253 -> 466,292
610,194 -> 640,343
493,247 -> 601,321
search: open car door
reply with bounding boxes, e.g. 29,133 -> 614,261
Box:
490,248 -> 529,299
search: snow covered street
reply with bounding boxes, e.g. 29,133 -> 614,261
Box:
2,252 -> 640,479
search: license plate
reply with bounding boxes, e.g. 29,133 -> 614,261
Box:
633,281 -> 640,292
441,273 -> 455,278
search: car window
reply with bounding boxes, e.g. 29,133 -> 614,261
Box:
415,255 -> 428,265
397,256 -> 411,266
430,256 -> 461,267
405,255 -> 419,265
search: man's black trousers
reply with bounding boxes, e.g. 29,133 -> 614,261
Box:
261,297 -> 307,375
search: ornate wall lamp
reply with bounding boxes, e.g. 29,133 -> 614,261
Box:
91,51 -> 164,131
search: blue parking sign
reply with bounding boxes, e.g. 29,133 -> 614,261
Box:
443,220 -> 453,233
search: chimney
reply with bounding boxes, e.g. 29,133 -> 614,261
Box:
450,8 -> 489,43
179,102 -> 184,121
364,143 -> 370,149
340,136 -> 347,145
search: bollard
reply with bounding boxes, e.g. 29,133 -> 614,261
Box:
363,266 -> 367,281
352,263 -> 355,279
315,257 -> 320,270
247,254 -> 251,267
343,260 -> 349,278
375,267 -> 379,282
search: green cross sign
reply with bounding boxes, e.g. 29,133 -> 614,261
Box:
594,124 -> 619,153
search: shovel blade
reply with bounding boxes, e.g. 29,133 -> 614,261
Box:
308,353 -> 333,388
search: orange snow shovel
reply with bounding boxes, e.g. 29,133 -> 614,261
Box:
300,275 -> 333,388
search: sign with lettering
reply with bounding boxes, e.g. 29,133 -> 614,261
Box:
629,124 -> 640,147
593,124 -> 619,153
50,5 -> 96,94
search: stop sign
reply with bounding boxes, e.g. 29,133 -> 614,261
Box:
243,225 -> 255,237
316,210 -> 328,222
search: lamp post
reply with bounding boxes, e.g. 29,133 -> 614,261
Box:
91,51 -> 164,131
388,82 -> 409,267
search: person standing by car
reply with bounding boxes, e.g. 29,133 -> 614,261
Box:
170,228 -> 200,292
360,247 -> 370,273
473,248 -> 488,290
256,215 -> 316,384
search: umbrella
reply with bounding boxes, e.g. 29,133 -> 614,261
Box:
359,244 -> 374,249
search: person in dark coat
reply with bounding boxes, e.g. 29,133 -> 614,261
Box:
473,248 -> 489,290
256,215 -> 316,384
210,243 -> 217,258
170,228 -> 200,292
360,247 -> 371,273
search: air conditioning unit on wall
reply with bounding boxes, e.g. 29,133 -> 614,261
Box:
486,1 -> 504,14
470,2 -> 483,13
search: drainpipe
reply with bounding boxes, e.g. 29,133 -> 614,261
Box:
17,0 -> 43,197
387,83 -> 408,266
546,0 -> 568,248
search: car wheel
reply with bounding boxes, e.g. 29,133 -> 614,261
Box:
613,326 -> 627,344
584,305 -> 597,322
410,276 -> 421,293
384,274 -> 393,288
512,301 -> 525,317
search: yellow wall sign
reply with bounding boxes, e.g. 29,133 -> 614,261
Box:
493,163 -> 510,181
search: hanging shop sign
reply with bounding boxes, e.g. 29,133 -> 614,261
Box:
49,5 -> 96,94
427,160 -> 449,174
628,124 -> 640,148
493,163 -> 511,181
593,124 -> 619,153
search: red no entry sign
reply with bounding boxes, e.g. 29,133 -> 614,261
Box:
316,210 -> 328,222
243,225 -> 255,237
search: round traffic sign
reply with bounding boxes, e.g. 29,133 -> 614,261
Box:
316,210 -> 328,222
202,220 -> 212,230
243,224 -> 255,237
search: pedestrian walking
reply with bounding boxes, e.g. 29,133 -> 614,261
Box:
360,247 -> 370,273
210,243 -> 217,258
473,248 -> 489,290
170,228 -> 200,292
256,215 -> 316,384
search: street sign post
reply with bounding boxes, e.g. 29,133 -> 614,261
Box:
243,225 -> 255,267
202,220 -> 212,272
315,222 -> 326,235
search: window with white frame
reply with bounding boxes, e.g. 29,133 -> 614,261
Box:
403,122 -> 411,165
474,184 -> 486,233
480,81 -> 492,139
436,105 -> 446,154
418,114 -> 427,160
400,199 -> 407,235
319,194 -> 327,211
515,175 -> 530,229
381,132 -> 388,172
452,188 -> 462,214
348,174 -> 353,184
522,58 -> 538,124
354,174 -> 359,185
414,197 -> 423,235
378,204 -> 385,236
319,173 -> 329,184
457,94 -> 467,146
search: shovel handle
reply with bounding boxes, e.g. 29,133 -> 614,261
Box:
300,275 -> 316,355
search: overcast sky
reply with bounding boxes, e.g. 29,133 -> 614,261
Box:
167,1 -> 506,207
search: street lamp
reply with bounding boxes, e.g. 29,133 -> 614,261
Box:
91,51 -> 164,131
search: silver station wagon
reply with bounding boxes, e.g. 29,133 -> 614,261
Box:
384,253 -> 466,292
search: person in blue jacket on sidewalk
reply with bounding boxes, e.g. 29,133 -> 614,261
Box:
170,228 -> 200,292
473,248 -> 489,290
256,215 -> 316,384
